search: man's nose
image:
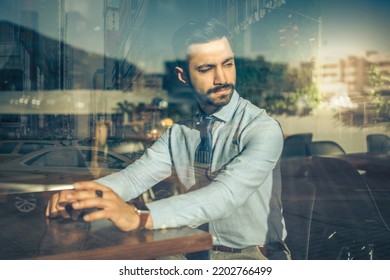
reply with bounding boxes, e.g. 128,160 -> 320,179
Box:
214,67 -> 227,85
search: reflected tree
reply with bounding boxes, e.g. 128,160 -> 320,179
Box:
367,64 -> 390,123
235,57 -> 321,116
116,100 -> 135,123
336,64 -> 390,128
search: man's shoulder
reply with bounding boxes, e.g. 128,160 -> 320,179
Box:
237,96 -> 275,122
236,96 -> 282,134
168,116 -> 199,137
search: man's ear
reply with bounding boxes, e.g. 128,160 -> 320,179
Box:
174,66 -> 189,85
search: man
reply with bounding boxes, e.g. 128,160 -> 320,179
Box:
46,18 -> 290,260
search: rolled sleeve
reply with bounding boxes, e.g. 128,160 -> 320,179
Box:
95,131 -> 173,201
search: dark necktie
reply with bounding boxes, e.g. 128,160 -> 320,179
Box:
192,115 -> 214,191
195,115 -> 214,164
186,115 -> 214,260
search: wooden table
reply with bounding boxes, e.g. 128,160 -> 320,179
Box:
0,202 -> 212,260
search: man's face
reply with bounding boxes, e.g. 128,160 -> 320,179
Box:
184,37 -> 236,114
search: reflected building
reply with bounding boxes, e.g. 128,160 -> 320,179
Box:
0,0 -> 69,139
207,0 -> 287,56
103,0 -> 120,90
319,51 -> 390,99
93,69 -> 105,90
102,0 -> 171,138
114,0 -> 149,91
364,51 -> 390,94
318,51 -> 390,125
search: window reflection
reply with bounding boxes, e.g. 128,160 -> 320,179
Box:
0,0 -> 389,260
0,142 -> 17,154
0,0 -> 388,144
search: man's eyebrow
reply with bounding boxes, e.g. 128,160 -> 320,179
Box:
222,56 -> 235,63
195,57 -> 235,70
195,63 -> 215,70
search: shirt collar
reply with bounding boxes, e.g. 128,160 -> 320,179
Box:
196,90 -> 239,123
210,90 -> 239,122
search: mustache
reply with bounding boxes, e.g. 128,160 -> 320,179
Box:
207,83 -> 235,95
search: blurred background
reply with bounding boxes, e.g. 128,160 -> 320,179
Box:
0,0 -> 388,150
0,0 -> 390,260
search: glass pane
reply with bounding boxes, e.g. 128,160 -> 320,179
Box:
19,143 -> 42,154
0,142 -> 17,154
0,0 -> 389,262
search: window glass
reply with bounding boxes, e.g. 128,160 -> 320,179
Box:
0,142 -> 17,154
80,149 -> 125,169
19,143 -> 56,154
27,150 -> 82,168
0,0 -> 389,261
19,143 -> 42,154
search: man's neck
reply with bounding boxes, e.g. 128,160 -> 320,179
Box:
198,104 -> 220,115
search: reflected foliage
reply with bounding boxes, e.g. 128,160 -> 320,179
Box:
235,57 -> 320,116
367,64 -> 390,123
337,64 -> 390,128
116,100 -> 135,123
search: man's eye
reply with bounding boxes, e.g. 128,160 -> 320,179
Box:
224,63 -> 234,67
198,68 -> 212,73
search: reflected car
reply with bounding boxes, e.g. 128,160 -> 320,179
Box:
0,146 -> 134,213
78,137 -> 149,161
0,140 -> 66,164
106,138 -> 150,161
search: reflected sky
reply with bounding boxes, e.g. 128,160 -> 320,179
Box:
69,0 -> 390,62
0,0 -> 389,72
321,0 -> 390,57
65,0 -> 104,55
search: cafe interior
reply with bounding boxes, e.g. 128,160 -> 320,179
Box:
0,0 -> 389,260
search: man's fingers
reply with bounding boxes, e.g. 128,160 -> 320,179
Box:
46,193 -> 61,218
65,189 -> 114,204
46,190 -> 76,219
45,200 -> 55,217
65,189 -> 98,200
45,182 -> 121,226
82,209 -> 107,222
71,197 -> 107,211
73,181 -> 109,191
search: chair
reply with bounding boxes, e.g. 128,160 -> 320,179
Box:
307,157 -> 390,259
367,134 -> 390,153
281,133 -> 312,178
282,133 -> 312,158
308,141 -> 345,157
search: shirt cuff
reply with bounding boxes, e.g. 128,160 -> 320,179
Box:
146,198 -> 179,229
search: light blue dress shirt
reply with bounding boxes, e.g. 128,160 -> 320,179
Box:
97,91 -> 287,248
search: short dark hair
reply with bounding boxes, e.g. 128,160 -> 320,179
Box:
172,18 -> 230,61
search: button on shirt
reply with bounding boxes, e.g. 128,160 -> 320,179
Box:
96,91 -> 287,248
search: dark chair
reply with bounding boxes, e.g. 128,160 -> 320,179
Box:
282,133 -> 312,158
308,141 -> 346,157
307,157 -> 390,259
367,134 -> 390,153
281,133 -> 312,178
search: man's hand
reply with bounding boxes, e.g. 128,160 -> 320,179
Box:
45,188 -> 78,219
45,181 -> 153,231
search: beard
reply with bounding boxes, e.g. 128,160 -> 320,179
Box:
189,81 -> 235,111
204,83 -> 235,107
